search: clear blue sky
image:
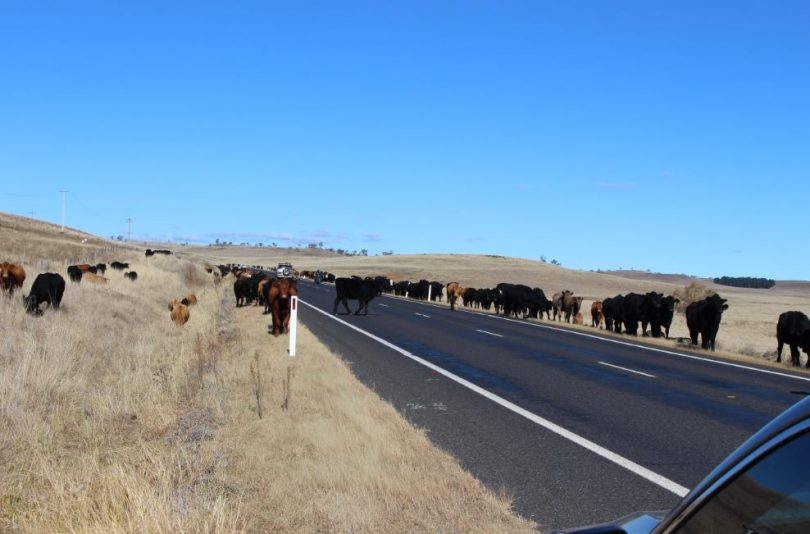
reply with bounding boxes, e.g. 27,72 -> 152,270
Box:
2,1 -> 808,279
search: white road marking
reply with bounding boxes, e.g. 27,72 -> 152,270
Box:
415,312 -> 431,319
476,329 -> 503,338
378,303 -> 390,308
598,361 -> 656,379
299,298 -> 690,498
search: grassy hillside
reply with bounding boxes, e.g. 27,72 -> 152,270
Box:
0,213 -> 535,532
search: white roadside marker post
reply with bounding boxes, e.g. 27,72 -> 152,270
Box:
427,284 -> 432,302
289,296 -> 298,357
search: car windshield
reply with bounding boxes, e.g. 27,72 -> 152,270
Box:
679,429 -> 810,534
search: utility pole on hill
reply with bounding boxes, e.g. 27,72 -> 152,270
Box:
59,189 -> 69,232
126,217 -> 133,241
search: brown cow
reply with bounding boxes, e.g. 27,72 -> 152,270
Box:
552,290 -> 573,321
268,278 -> 298,336
574,312 -> 584,325
0,262 -> 26,294
446,282 -> 465,311
82,272 -> 108,284
170,302 -> 190,326
168,298 -> 180,311
591,301 -> 604,329
75,263 -> 94,272
562,293 -> 584,323
181,293 -> 198,306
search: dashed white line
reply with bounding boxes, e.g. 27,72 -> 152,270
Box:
415,312 -> 431,319
598,361 -> 657,379
476,329 -> 503,338
378,303 -> 390,308
299,298 -> 690,498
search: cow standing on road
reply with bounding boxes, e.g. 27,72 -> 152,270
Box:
334,277 -> 377,315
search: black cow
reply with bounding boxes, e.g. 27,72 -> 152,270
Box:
66,265 -> 83,282
776,311 -> 810,367
95,263 -> 107,275
657,296 -> 679,339
602,295 -> 625,333
24,273 -> 65,315
429,281 -> 444,302
408,280 -> 430,300
462,287 -> 477,308
334,277 -> 376,315
124,271 -> 138,281
686,294 -> 728,351
145,249 -> 154,257
622,293 -> 645,336
110,261 -> 129,270
233,277 -> 252,307
640,292 -> 664,337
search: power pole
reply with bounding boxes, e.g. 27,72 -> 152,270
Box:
59,189 -> 69,232
126,217 -> 133,241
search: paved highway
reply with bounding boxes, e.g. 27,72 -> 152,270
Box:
295,280 -> 808,530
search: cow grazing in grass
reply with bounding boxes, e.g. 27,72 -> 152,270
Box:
170,301 -> 190,326
334,277 -> 376,315
82,272 -> 108,284
67,265 -> 83,282
591,301 -> 604,328
23,273 -> 65,315
181,293 -> 197,306
95,263 -> 107,275
776,311 -> 810,367
268,278 -> 297,336
446,282 -> 465,311
124,271 -> 138,281
686,294 -> 728,351
110,261 -> 129,270
1,262 -> 26,294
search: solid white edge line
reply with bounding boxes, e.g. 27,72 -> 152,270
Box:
476,329 -> 504,338
299,298 -> 690,498
598,361 -> 657,379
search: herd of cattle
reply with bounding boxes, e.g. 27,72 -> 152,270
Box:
0,250 -> 202,326
223,264 -> 300,336
292,273 -> 810,367
0,260 -> 138,316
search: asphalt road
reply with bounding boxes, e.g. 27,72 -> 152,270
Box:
295,281 -> 808,530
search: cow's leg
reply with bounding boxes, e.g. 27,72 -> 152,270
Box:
790,345 -> 801,366
641,321 -> 648,336
341,298 -> 351,314
333,296 -> 340,314
776,340 -> 784,362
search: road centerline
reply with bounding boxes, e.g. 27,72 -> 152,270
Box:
476,329 -> 503,338
299,298 -> 690,498
598,361 -> 657,378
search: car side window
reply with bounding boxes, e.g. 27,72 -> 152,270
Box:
679,429 -> 810,533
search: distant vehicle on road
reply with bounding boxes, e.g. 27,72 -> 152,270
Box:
276,262 -> 294,279
561,394 -> 810,533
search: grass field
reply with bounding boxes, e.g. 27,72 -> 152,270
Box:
1,213 -> 535,532
182,245 -> 810,365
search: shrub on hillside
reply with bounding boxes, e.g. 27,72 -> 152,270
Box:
673,281 -> 715,313
713,276 -> 775,289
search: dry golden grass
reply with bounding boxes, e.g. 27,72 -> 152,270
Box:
207,303 -> 535,533
0,250 -> 238,531
2,214 -> 536,532
183,248 -> 810,367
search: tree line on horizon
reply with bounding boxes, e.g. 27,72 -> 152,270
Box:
713,276 -> 776,289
